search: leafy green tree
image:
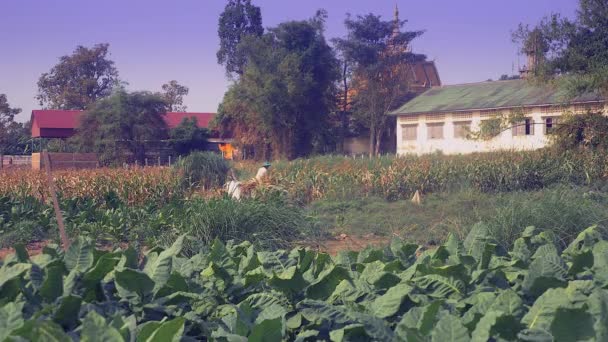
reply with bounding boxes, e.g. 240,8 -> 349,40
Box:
37,43 -> 121,109
215,12 -> 339,160
552,111 -> 608,151
0,94 -> 27,154
513,0 -> 608,96
170,117 -> 209,155
75,89 -> 168,164
334,13 -> 425,156
217,0 -> 264,77
161,80 -> 189,112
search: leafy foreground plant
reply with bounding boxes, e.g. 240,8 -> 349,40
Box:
1,225 -> 608,341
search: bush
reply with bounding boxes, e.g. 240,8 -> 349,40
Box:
176,151 -> 230,189
154,197 -> 316,254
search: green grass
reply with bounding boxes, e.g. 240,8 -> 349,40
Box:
307,185 -> 608,249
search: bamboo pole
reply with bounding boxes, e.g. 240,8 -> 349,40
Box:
43,150 -> 70,251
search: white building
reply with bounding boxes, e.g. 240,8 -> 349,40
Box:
390,79 -> 607,155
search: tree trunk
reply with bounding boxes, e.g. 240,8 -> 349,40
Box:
375,127 -> 384,156
338,61 -> 349,154
369,125 -> 376,158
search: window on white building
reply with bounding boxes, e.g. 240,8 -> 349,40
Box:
427,123 -> 444,140
401,125 -> 418,141
453,121 -> 471,139
512,118 -> 534,136
544,117 -> 557,135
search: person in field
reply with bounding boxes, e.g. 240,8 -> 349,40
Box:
255,161 -> 271,183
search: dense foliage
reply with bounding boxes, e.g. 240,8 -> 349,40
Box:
176,151 -> 230,190
552,111 -> 608,151
36,43 -> 121,110
75,89 -> 169,165
0,94 -> 30,155
513,0 -> 608,96
169,118 -> 209,156
216,0 -> 264,77
160,80 -> 189,112
1,225 -> 608,340
334,13 -> 425,156
215,12 -> 339,160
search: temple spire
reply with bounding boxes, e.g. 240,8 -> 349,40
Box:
394,3 -> 399,23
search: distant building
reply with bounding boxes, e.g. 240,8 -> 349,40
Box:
30,110 -> 234,158
31,110 -> 216,138
390,79 -> 607,155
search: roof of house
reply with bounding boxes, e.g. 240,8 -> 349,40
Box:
410,61 -> 441,89
31,110 -> 216,138
390,79 -> 605,115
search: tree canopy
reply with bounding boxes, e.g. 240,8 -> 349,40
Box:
215,12 -> 339,160
37,43 -> 121,110
334,13 -> 425,155
513,0 -> 608,96
75,89 -> 168,164
170,117 -> 209,155
0,94 -> 29,155
217,0 -> 264,77
161,80 -> 189,112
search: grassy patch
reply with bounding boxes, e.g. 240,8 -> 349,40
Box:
308,185 -> 608,249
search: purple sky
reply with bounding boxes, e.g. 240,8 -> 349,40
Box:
1,0 -> 578,122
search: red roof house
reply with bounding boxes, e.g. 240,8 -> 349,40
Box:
31,110 -> 216,138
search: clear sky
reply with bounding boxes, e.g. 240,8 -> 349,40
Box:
1,0 -> 578,122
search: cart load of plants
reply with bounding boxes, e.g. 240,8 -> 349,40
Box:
1,224 -> 607,341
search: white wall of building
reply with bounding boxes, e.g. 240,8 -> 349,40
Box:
396,104 -> 607,156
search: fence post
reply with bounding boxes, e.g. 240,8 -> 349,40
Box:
168,155 -> 171,166
42,150 -> 70,251
145,158 -> 148,167
0,154 -> 3,170
158,156 -> 161,167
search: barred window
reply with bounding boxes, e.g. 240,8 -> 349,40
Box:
401,125 -> 418,141
454,121 -> 471,139
544,117 -> 557,135
427,123 -> 444,140
512,118 -> 534,136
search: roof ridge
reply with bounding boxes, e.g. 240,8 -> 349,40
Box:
437,79 -> 523,88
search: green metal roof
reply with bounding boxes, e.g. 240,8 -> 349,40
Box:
390,79 -> 604,115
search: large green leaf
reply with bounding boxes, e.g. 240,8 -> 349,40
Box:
305,266 -> 351,300
329,323 -> 368,342
522,253 -> 568,297
136,317 -> 186,342
53,295 -> 82,329
144,235 -> 185,293
0,263 -> 31,288
471,310 -> 521,342
39,265 -> 63,302
371,283 -> 413,318
81,311 -> 124,342
248,317 -> 284,342
65,237 -> 94,273
115,269 -> 155,300
11,320 -> 71,341
414,274 -> 466,299
0,302 -> 24,341
431,315 -> 470,342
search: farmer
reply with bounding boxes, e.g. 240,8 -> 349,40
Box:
255,161 -> 271,183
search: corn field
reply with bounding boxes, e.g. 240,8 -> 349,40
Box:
1,149 -> 607,205
267,149 -> 608,203
0,167 -> 181,205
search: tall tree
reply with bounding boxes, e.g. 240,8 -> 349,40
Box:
0,94 -> 25,154
217,0 -> 264,77
215,12 -> 339,160
513,0 -> 608,96
37,43 -> 121,109
335,12 -> 425,156
161,80 -> 189,112
74,89 -> 168,164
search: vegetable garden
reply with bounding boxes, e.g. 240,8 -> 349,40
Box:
1,225 -> 608,341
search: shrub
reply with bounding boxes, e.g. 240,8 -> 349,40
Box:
176,151 -> 230,189
154,197 -> 316,254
